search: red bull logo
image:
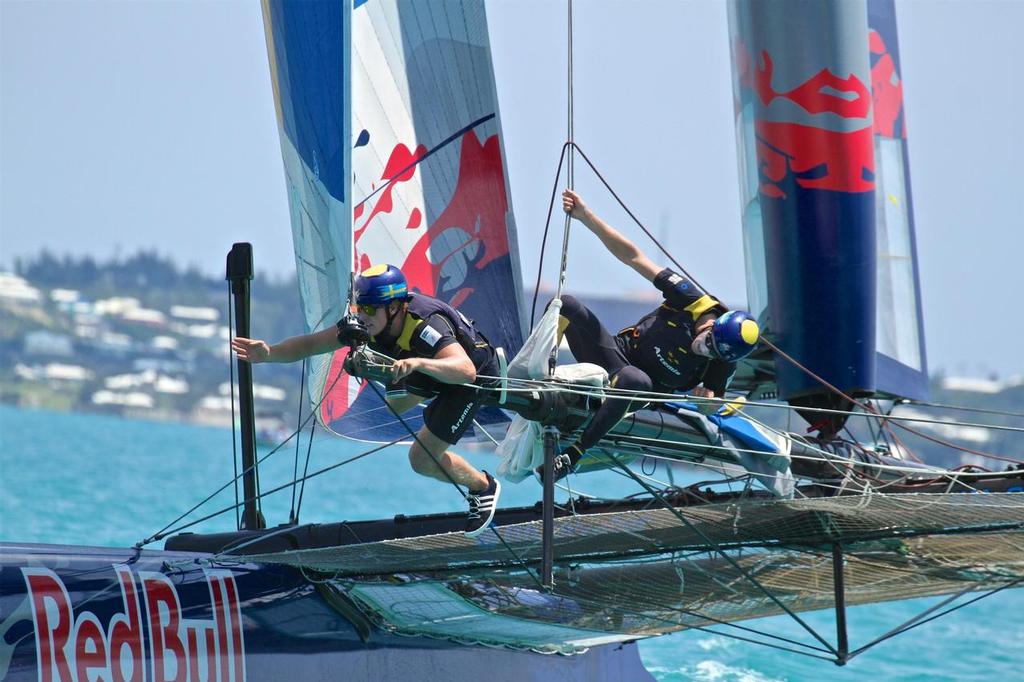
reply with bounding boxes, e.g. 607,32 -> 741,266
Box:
321,126 -> 512,425
742,47 -> 876,198
22,566 -> 245,682
399,130 -> 510,308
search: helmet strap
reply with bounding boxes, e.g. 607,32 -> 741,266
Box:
378,300 -> 407,343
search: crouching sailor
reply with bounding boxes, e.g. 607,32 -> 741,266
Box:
231,264 -> 502,537
543,190 -> 761,482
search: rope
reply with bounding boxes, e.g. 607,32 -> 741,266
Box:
903,398 -> 1024,420
294,417 -> 316,521
361,381 -> 547,591
530,143 -> 570,328
763,337 -> 1024,465
289,358 -> 307,524
137,366 -> 349,547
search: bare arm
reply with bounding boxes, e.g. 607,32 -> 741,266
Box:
390,342 -> 476,385
231,327 -> 341,364
563,189 -> 663,282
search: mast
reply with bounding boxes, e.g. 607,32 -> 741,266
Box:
227,242 -> 264,530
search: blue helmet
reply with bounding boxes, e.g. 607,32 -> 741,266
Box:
354,264 -> 409,306
710,310 -> 760,362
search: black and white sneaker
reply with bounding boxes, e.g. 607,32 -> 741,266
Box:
465,471 -> 501,538
534,444 -> 583,484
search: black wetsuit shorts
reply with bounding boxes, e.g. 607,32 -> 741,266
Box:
404,354 -> 500,444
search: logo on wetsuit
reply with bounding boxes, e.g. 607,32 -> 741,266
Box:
653,346 -> 682,376
451,401 -> 474,434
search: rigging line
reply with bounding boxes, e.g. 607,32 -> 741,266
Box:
362,381 -> 547,591
534,570 -> 838,660
363,381 -> 470,502
357,353 -> 1017,471
353,112 -> 495,210
138,359 -> 350,547
567,141 -> 707,292
762,337 -> 1024,465
470,372 -> 1024,432
289,358 -> 307,524
846,579 -> 1023,661
530,141 -> 571,328
145,438 -> 403,545
469,375 -> 1024,434
552,0 -> 575,309
603,451 -> 839,656
294,418 -> 317,521
137,404 -> 316,547
540,581 -> 835,655
562,583 -> 837,657
227,282 -> 240,530
902,398 -> 1024,420
471,418 -> 501,446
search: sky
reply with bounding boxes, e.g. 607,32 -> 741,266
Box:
2,0 -> 1022,378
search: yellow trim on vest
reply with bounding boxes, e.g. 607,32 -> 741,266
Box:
361,263 -> 389,277
684,295 -> 720,321
741,319 -> 760,344
557,315 -> 570,345
396,313 -> 422,351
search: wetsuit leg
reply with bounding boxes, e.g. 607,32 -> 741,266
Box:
558,296 -> 653,451
559,295 -> 629,371
576,365 -> 653,451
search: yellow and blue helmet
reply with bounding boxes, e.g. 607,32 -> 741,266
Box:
354,264 -> 409,306
710,310 -> 760,362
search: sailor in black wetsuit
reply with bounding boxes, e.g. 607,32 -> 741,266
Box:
544,190 -> 761,481
231,264 -> 502,537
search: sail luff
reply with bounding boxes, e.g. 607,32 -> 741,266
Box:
261,1 -> 354,417
867,0 -> 929,400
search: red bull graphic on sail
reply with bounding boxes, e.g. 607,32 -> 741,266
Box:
728,0 -> 879,422
745,49 -> 875,197
319,124 -> 512,427
21,566 -> 245,682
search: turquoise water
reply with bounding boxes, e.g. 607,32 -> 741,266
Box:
2,405 -> 1021,680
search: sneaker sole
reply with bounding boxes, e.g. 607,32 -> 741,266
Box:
464,478 -> 501,539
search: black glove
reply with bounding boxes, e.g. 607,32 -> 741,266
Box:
336,314 -> 370,347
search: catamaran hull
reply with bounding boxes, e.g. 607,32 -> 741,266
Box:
0,543 -> 654,682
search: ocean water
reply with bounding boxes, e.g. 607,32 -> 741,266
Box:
2,405 -> 1021,681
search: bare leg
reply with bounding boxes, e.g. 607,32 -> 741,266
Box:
407,425 -> 488,492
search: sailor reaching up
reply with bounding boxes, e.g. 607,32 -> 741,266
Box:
232,264 -> 502,538
543,190 -> 760,482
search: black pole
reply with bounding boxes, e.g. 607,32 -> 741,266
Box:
226,243 -> 264,531
832,542 -> 849,665
541,426 -> 557,590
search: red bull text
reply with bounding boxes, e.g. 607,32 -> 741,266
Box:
22,566 -> 245,682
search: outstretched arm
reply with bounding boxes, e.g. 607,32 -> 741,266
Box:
231,327 -> 341,364
563,189 -> 663,282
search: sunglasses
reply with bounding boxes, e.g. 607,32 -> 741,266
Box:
691,329 -> 718,359
355,304 -> 380,317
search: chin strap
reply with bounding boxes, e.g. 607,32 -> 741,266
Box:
375,300 -> 408,346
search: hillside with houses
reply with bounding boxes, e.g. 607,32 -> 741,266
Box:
0,252 -> 305,435
1,252 -> 1020,468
